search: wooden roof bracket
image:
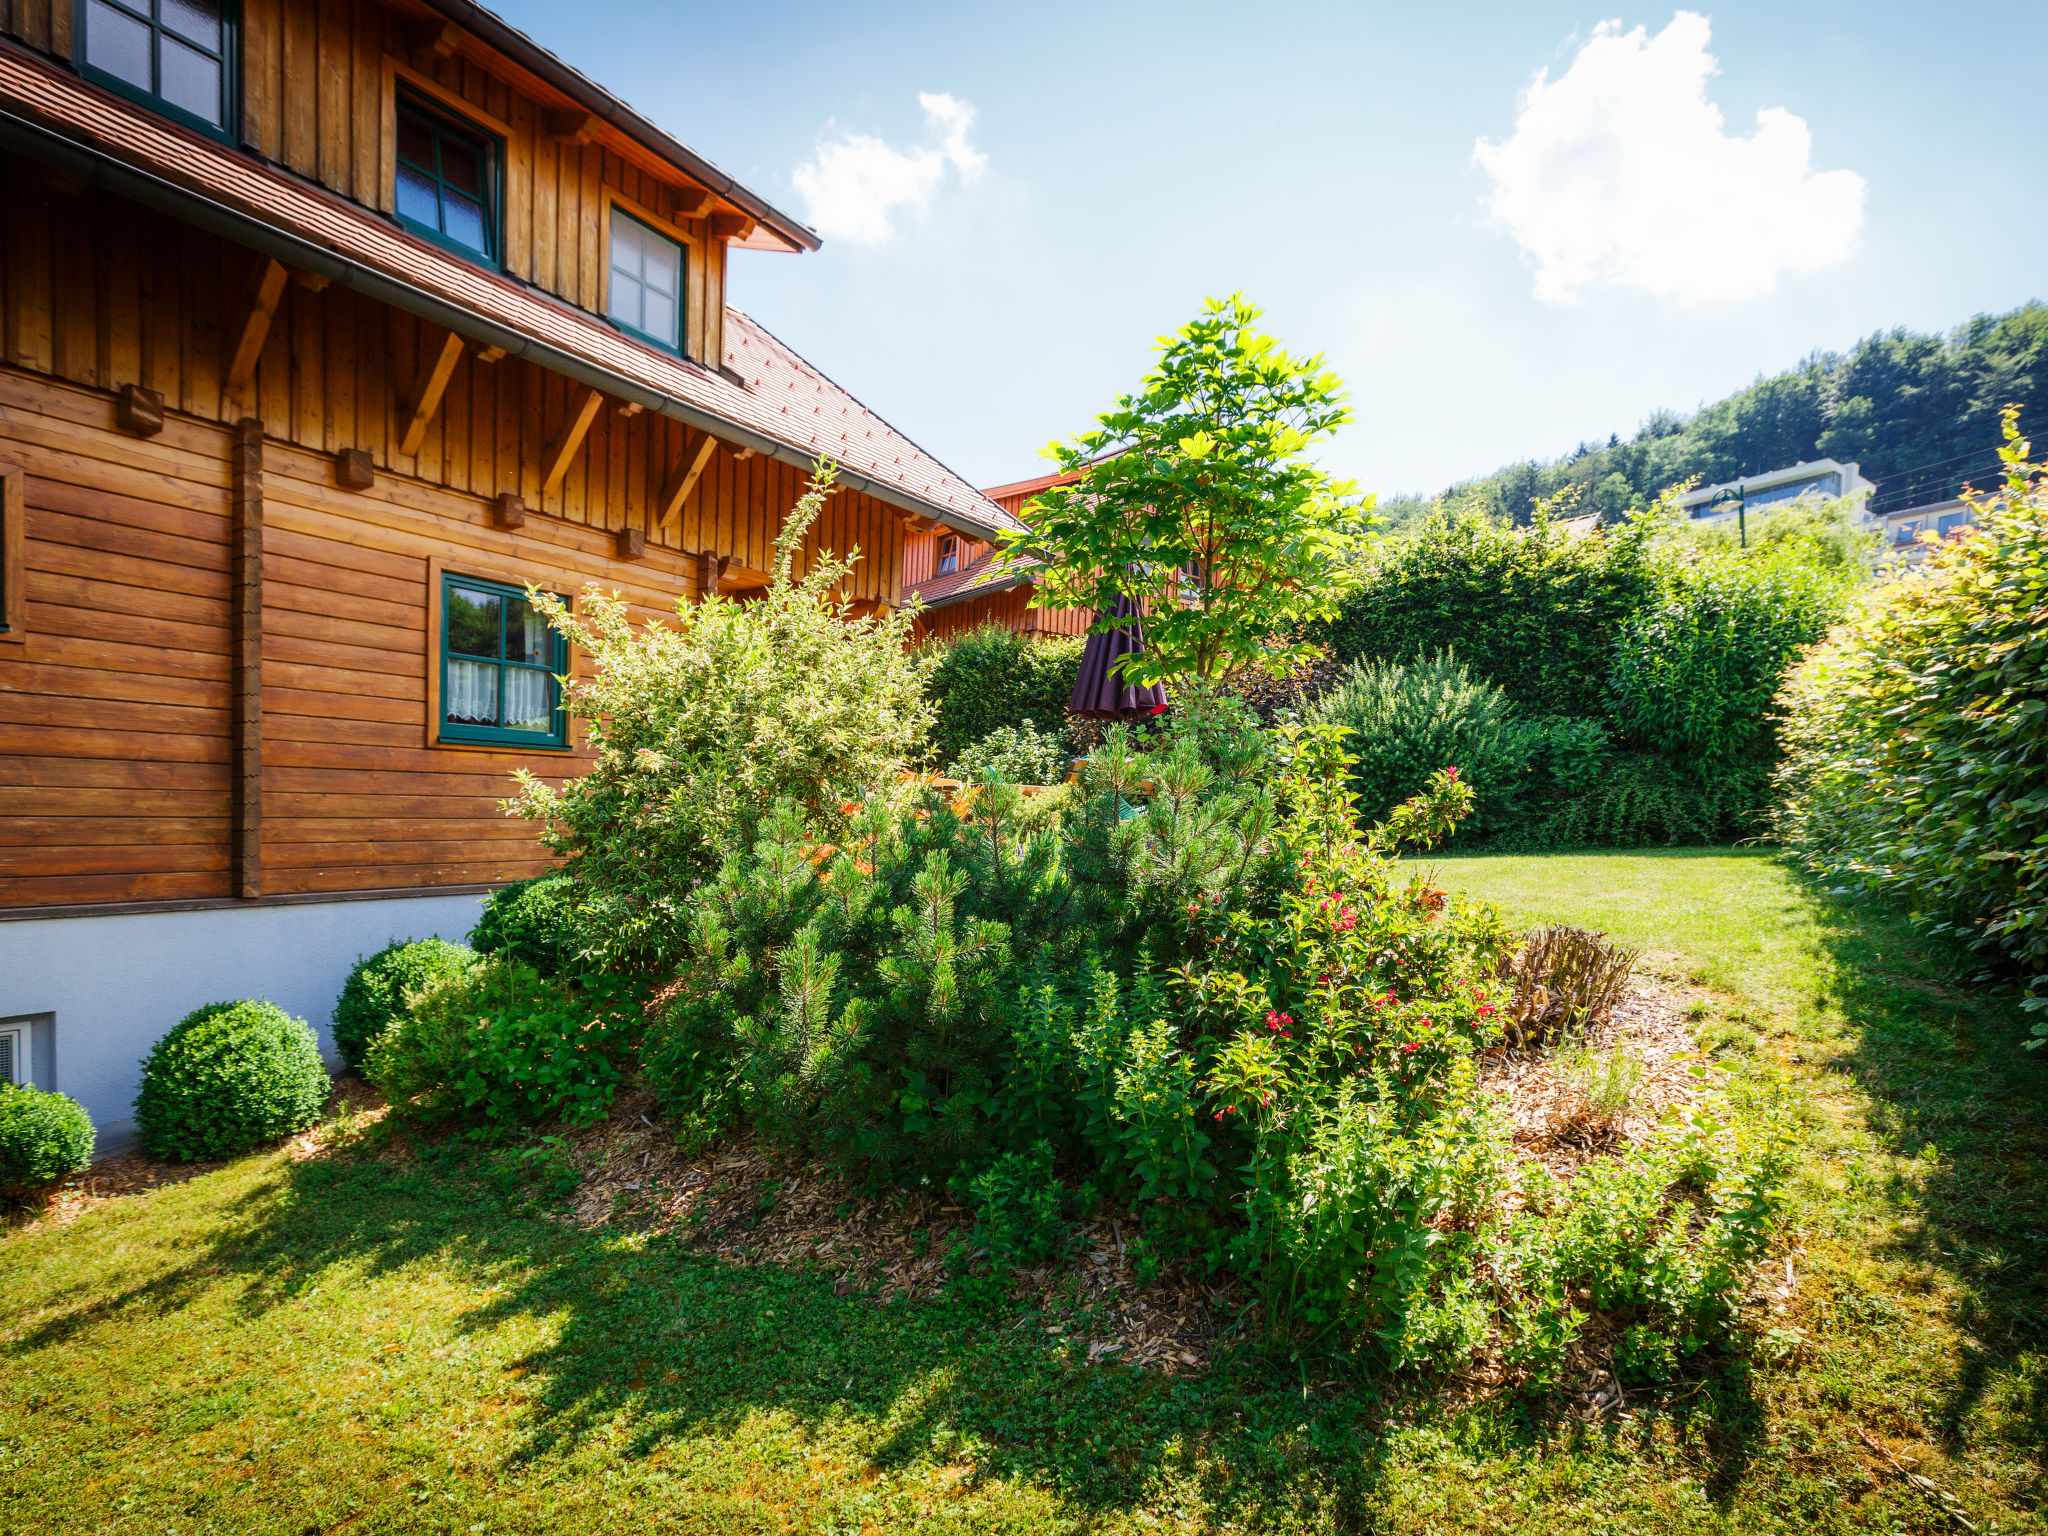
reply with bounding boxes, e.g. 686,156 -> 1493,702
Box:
397,328 -> 466,457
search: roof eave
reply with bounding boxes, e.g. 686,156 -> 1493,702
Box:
0,105 -> 1017,540
417,0 -> 820,254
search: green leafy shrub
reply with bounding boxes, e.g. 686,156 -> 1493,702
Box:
1776,411 -> 2048,1032
0,1085 -> 95,1195
511,464 -> 932,970
365,957 -> 641,1129
1317,503 -> 1660,721
331,938 -> 475,1069
921,624 -> 1084,767
469,872 -> 579,976
946,720 -> 1070,785
133,1001 -> 329,1162
1310,651 -> 1538,834
969,1141 -> 1070,1268
1502,753 -> 1770,849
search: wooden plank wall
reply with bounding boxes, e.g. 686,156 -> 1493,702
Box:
1,0 -> 728,364
912,585 -> 1093,645
903,529 -> 990,589
0,159 -> 903,603
0,370 -> 233,907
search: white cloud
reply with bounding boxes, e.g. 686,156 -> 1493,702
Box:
792,92 -> 988,245
1473,12 -> 1865,304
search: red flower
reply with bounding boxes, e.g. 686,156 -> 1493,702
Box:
1149,702 -> 1169,715
1399,1042 -> 1420,1054
1478,1002 -> 1495,1017
1444,765 -> 1461,781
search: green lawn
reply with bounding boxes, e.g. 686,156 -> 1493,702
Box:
3,851 -> 2044,1534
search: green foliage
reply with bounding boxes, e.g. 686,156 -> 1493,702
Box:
1423,302 -> 2048,525
1309,651 -> 1555,835
133,1000 -> 329,1163
1316,503 -> 1659,721
365,957 -> 641,1129
468,872 -> 580,976
1776,411 -> 2048,1033
1502,753 -> 1770,849
1015,293 -> 1371,683
510,463 -> 932,970
330,938 -> 476,1069
0,1085 -> 95,1194
946,720 -> 1070,786
968,1141 -> 1071,1269
1611,531 -> 1858,765
920,624 -> 1083,767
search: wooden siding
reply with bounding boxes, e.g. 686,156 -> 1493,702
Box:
903,527 -> 988,589
0,369 -> 234,908
911,585 -> 1092,645
0,160 -> 904,603
2,0 -> 732,361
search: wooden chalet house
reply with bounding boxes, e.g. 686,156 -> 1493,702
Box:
0,0 -> 1025,1145
904,465 -> 1090,642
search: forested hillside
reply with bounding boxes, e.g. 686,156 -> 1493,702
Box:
1396,302 -> 2047,525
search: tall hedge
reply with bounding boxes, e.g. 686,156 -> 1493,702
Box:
1314,508 -> 1660,723
921,624 -> 1086,766
1775,420 -> 2048,1034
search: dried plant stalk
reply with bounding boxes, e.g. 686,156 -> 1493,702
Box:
1500,925 -> 1640,1048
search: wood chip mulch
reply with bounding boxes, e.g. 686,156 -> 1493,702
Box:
554,1096 -> 1235,1375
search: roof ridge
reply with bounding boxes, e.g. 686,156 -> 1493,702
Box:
727,307 -> 1025,534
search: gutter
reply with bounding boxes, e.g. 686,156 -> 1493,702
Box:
418,0 -> 819,254
0,107 -> 1011,544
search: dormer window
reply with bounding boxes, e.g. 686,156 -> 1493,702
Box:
79,0 -> 235,139
608,211 -> 685,355
395,94 -> 500,264
936,535 -> 959,575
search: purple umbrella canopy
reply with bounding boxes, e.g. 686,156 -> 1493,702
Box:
1069,592 -> 1169,719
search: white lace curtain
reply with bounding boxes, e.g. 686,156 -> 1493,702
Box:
503,668 -> 552,730
446,658 -> 497,725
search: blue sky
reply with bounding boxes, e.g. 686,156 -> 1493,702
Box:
493,0 -> 2048,499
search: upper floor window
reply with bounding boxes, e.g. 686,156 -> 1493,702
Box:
608,212 -> 684,354
440,574 -> 568,748
78,0 -> 235,139
396,95 -> 498,264
936,535 -> 959,575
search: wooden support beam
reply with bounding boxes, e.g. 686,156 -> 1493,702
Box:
335,448 -> 375,490
231,419 -> 264,900
708,212 -> 755,243
540,385 -> 605,497
475,344 -> 506,364
656,432 -> 720,534
615,526 -> 646,560
397,329 -> 466,457
672,185 -> 715,219
492,493 -> 526,529
545,110 -> 597,144
224,257 -> 289,407
288,267 -> 332,292
406,18 -> 461,57
115,383 -> 164,437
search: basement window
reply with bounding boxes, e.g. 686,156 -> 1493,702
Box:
77,0 -> 237,140
439,573 -> 569,748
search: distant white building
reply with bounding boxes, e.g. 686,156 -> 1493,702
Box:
1873,498 -> 1978,568
1677,458 -> 1874,523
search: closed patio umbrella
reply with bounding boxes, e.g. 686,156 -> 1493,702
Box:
1069,592 -> 1168,719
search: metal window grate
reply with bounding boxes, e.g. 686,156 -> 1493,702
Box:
0,1030 -> 15,1086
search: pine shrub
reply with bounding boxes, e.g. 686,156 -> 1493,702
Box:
331,937 -> 475,1068
133,1000 -> 329,1162
0,1085 -> 95,1194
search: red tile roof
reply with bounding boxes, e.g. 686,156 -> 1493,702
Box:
0,41 -> 1023,541
907,546 -> 1041,610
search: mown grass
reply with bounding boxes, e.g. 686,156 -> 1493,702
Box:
0,850 -> 2042,1534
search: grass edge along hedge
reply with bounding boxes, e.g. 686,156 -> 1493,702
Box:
133,999 -> 330,1163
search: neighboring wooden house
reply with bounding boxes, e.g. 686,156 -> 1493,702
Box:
905,466 -> 1091,642
0,0 -> 1023,1143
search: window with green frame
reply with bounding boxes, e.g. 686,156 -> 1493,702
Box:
395,94 -> 499,264
77,0 -> 237,141
607,210 -> 685,354
440,574 -> 569,748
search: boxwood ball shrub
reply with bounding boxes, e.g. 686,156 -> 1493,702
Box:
0,1085 -> 95,1195
133,1000 -> 330,1162
331,937 -> 476,1068
468,871 -> 579,977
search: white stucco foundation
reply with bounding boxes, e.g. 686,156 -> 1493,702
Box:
0,892 -> 488,1153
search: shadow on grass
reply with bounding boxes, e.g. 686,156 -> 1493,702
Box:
1793,873 -> 2048,1465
